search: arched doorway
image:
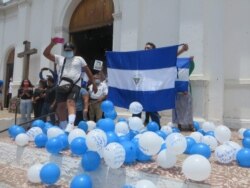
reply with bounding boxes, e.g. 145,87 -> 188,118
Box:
4,48 -> 14,108
69,0 -> 114,74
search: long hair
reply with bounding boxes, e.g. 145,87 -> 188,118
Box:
20,79 -> 34,88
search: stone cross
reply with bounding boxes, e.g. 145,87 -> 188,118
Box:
17,41 -> 37,80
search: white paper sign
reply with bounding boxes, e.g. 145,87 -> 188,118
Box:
93,60 -> 103,71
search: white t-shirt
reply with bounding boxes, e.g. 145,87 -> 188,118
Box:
88,82 -> 108,99
55,55 -> 87,87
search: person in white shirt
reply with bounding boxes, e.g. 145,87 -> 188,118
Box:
88,74 -> 108,121
43,39 -> 97,132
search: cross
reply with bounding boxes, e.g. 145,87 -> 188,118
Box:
17,41 -> 37,80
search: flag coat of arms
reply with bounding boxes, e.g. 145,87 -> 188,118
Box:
106,45 -> 179,112
175,58 -> 190,92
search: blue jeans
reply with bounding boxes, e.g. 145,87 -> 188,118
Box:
41,102 -> 56,124
19,99 -> 33,124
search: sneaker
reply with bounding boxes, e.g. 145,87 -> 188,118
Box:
65,123 -> 74,133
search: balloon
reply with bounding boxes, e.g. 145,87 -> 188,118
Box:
15,133 -> 29,147
205,131 -> 215,137
8,125 -> 19,138
97,118 -> 115,132
43,123 -> 53,134
166,133 -> 187,155
201,135 -> 218,151
68,128 -> 86,144
27,163 -> 43,183
197,129 -> 205,135
47,127 -> 64,139
193,121 -> 200,131
146,121 -> 160,132
101,100 -> 114,113
57,134 -> 69,150
243,129 -> 250,138
189,132 -> 203,143
155,130 -> 167,139
129,101 -> 143,114
11,126 -> 25,139
156,149 -> 176,169
190,143 -> 211,159
70,174 -> 92,188
214,125 -> 231,144
139,131 -> 163,156
26,127 -> 43,141
106,131 -> 119,144
81,151 -> 101,171
40,163 -> 60,185
238,128 -> 246,139
236,148 -> 250,167
104,110 -> 117,120
135,179 -> 156,188
118,117 -> 127,122
103,142 -> 125,169
86,129 -> 107,152
118,133 -> 130,143
121,141 -> 137,164
86,121 -> 96,131
160,125 -> 173,135
182,155 -> 211,181
128,117 -> 144,131
78,121 -> 88,132
224,141 -> 242,160
132,138 -> 152,162
202,121 -> 215,132
184,137 -> 196,154
214,144 -> 234,164
34,133 -> 48,148
242,137 -> 250,148
171,127 -> 180,133
70,137 -> 87,155
45,137 -> 63,154
115,121 -> 129,136
32,120 -> 45,129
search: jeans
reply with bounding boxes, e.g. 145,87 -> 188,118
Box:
19,99 -> 33,124
41,102 -> 56,124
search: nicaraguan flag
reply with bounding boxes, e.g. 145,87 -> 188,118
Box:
176,58 -> 190,92
106,45 -> 179,112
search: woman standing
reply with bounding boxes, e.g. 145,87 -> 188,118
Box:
18,79 -> 34,125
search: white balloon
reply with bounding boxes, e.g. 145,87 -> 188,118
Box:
47,127 -> 64,139
160,125 -> 173,135
135,179 -> 156,188
103,142 -> 125,169
129,101 -> 143,114
86,120 -> 96,131
167,122 -> 176,127
238,128 -> 246,139
202,121 -> 215,132
128,117 -> 144,131
26,127 -> 43,141
214,144 -> 235,164
86,129 -> 107,152
214,125 -> 231,144
166,133 -> 187,155
27,163 -> 43,183
68,128 -> 86,144
115,121 -> 129,136
189,132 -> 203,143
15,133 -> 29,146
156,149 -> 176,169
139,131 -> 163,155
224,141 -> 242,160
201,135 -> 218,151
182,154 -> 211,181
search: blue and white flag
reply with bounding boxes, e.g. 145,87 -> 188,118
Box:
175,58 -> 190,92
106,45 -> 179,112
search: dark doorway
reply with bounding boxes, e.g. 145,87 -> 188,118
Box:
71,25 -> 113,75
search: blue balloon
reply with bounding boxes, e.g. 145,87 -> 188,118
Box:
43,123 -> 53,134
160,143 -> 167,151
205,131 -> 215,137
147,121 -> 160,132
197,129 -> 205,135
131,138 -> 151,162
101,100 -> 114,113
184,137 -> 196,154
190,143 -> 211,158
193,121 -> 200,131
243,129 -> 250,138
172,127 -> 180,133
57,134 -> 69,150
34,133 -> 48,148
129,130 -> 139,140
70,137 -> 87,155
70,174 -> 92,188
8,125 -> 19,138
123,185 -> 134,188
81,151 -> 101,171
121,141 -> 137,164
12,126 -> 25,138
118,117 -> 127,122
104,110 -> 117,120
156,130 -> 167,139
242,137 -> 250,148
32,119 -> 45,129
46,137 -> 63,154
78,121 -> 88,132
106,131 -> 119,144
119,133 -> 130,143
97,118 -> 115,132
40,163 -> 60,185
236,148 -> 250,167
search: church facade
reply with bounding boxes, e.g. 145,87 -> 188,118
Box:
0,0 -> 249,128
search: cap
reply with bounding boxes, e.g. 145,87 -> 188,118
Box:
63,42 -> 75,51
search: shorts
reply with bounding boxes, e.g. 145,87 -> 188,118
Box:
56,85 -> 80,103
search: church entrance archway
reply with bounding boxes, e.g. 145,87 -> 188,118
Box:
69,0 -> 114,75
